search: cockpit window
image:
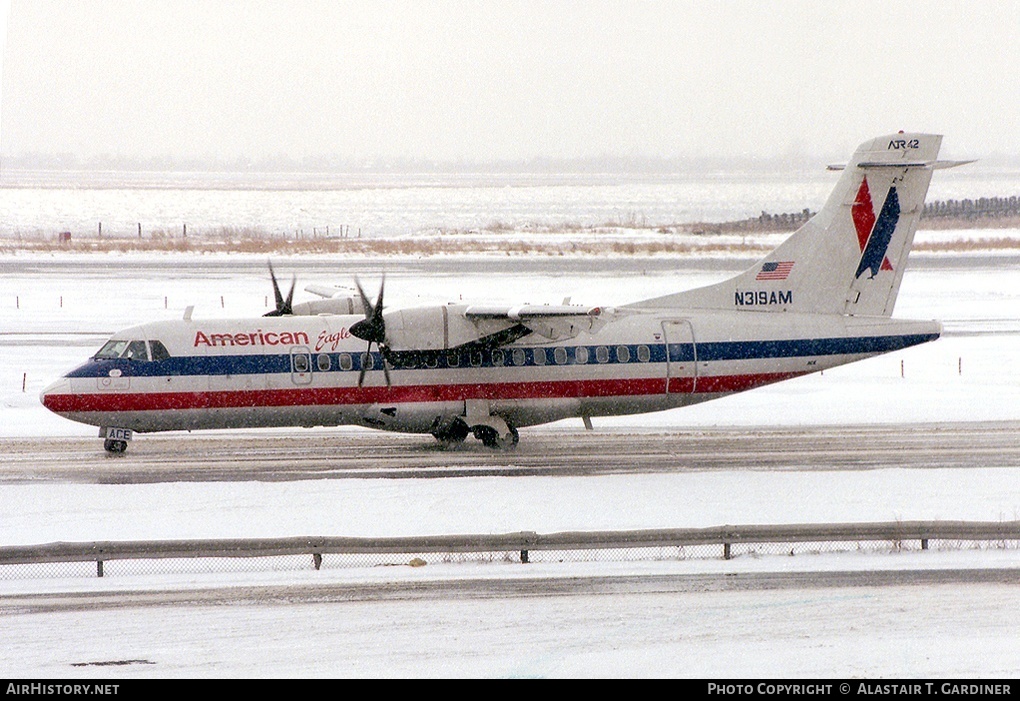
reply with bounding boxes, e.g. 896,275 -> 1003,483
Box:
149,340 -> 171,362
95,340 -> 129,359
94,339 -> 164,361
124,340 -> 149,361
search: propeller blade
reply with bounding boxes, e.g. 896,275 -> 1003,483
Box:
268,261 -> 284,310
354,277 -> 373,317
350,276 -> 391,388
380,346 -> 392,387
283,275 -> 296,315
357,344 -> 370,387
349,277 -> 387,344
264,261 -> 295,317
374,275 -> 385,318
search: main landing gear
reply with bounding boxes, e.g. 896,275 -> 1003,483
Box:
472,424 -> 520,451
431,415 -> 519,451
431,416 -> 471,446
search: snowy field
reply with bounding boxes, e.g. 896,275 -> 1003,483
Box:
0,161 -> 1012,239
2,247 -> 1019,678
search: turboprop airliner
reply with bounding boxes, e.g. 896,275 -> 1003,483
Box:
42,133 -> 964,453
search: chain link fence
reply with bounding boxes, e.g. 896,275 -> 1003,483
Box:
3,522 -> 1019,582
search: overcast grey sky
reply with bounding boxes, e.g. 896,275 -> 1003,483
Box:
1,0 -> 1018,165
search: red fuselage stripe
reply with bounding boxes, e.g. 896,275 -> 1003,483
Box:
43,373 -> 805,414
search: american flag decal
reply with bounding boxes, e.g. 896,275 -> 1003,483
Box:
756,261 -> 794,280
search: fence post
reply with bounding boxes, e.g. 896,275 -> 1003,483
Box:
723,543 -> 732,560
520,549 -> 529,564
97,560 -> 104,578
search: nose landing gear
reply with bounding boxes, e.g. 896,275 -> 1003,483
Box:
103,439 -> 128,454
100,427 -> 132,454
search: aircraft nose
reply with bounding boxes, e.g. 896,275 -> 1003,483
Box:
40,378 -> 71,413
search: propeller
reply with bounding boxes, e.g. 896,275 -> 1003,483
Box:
349,276 -> 392,387
263,261 -> 296,317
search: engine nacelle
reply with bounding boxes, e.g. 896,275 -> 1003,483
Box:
291,296 -> 368,316
384,304 -> 514,350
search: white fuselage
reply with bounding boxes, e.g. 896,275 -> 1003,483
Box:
40,308 -> 940,436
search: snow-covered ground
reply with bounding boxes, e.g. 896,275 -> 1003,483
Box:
1,248 -> 1019,678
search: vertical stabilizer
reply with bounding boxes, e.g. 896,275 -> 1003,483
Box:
631,133 -> 944,316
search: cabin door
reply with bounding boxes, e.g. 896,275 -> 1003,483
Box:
290,346 -> 313,385
661,320 -> 697,395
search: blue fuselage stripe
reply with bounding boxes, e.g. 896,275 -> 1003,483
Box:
64,334 -> 937,379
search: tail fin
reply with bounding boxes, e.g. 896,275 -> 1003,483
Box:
632,133 -> 948,317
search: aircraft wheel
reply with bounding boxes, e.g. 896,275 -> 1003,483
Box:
103,439 -> 128,454
473,425 -> 519,451
432,417 -> 470,446
501,425 -> 520,451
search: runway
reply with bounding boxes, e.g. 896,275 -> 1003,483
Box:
4,568 -> 1019,615
2,421 -> 1019,484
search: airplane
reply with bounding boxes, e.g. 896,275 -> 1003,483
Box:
41,133 -> 966,453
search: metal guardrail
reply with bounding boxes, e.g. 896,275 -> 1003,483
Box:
3,521 -> 1019,576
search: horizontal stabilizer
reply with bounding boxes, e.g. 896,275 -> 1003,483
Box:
827,159 -> 974,171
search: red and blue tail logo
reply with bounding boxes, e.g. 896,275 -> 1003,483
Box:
852,177 -> 900,279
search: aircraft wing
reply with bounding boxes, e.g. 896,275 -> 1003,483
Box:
305,284 -> 348,298
464,304 -> 604,321
463,304 -> 607,342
